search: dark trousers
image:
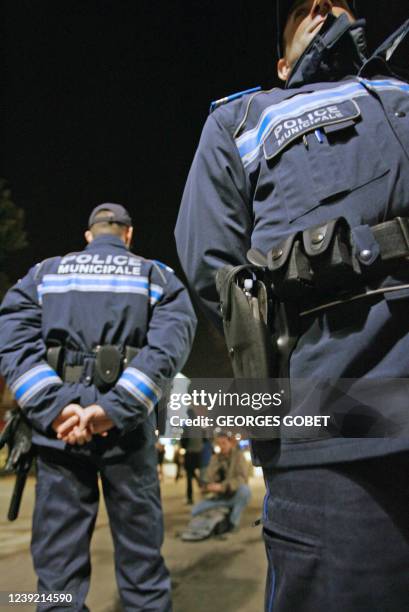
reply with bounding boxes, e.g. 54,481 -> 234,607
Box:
263,453 -> 409,612
31,446 -> 172,612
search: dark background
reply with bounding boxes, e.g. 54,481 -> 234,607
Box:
1,0 -> 408,375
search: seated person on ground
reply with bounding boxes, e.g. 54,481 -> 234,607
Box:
191,432 -> 251,531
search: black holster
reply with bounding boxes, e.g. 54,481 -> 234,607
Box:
216,265 -> 275,378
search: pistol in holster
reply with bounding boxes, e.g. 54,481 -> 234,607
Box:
216,265 -> 275,378
0,409 -> 35,521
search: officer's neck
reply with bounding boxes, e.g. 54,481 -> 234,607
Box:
86,234 -> 128,250
286,14 -> 367,89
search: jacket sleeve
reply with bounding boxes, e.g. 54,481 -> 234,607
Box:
98,265 -> 197,433
175,111 -> 253,331
0,266 -> 87,434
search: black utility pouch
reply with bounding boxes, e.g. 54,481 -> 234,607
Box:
303,217 -> 359,291
268,235 -> 313,299
94,345 -> 123,391
216,265 -> 274,378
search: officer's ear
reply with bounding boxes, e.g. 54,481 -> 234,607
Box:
85,230 -> 94,244
124,226 -> 133,248
277,57 -> 291,81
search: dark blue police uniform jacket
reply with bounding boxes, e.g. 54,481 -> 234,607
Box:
0,234 -> 197,452
175,19 -> 409,468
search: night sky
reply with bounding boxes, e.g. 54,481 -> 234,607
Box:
1,1 -> 408,375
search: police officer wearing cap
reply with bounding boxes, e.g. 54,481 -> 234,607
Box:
176,1 -> 409,610
0,203 -> 197,611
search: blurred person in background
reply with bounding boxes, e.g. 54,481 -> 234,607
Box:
181,408 -> 203,504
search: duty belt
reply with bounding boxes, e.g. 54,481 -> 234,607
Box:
248,216 -> 409,315
235,215 -> 409,380
46,344 -> 139,391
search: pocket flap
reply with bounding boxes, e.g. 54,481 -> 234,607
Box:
303,218 -> 348,257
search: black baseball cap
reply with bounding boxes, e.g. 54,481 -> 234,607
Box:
88,203 -> 133,228
276,0 -> 357,57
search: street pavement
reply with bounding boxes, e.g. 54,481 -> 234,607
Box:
0,467 -> 266,611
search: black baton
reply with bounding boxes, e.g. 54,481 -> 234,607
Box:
8,470 -> 28,521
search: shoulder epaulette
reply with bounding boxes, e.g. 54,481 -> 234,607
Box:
33,256 -> 61,280
209,86 -> 262,114
152,260 -> 174,274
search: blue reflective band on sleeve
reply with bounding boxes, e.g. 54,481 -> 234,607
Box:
11,364 -> 62,408
121,373 -> 158,403
14,370 -> 56,400
149,284 -> 164,305
117,367 -> 162,413
150,290 -> 163,300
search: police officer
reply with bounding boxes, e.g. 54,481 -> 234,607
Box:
0,203 -> 197,611
176,1 -> 409,610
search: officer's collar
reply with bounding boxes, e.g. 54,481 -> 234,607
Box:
359,18 -> 409,80
285,15 -> 409,89
85,234 -> 129,251
285,13 -> 367,89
